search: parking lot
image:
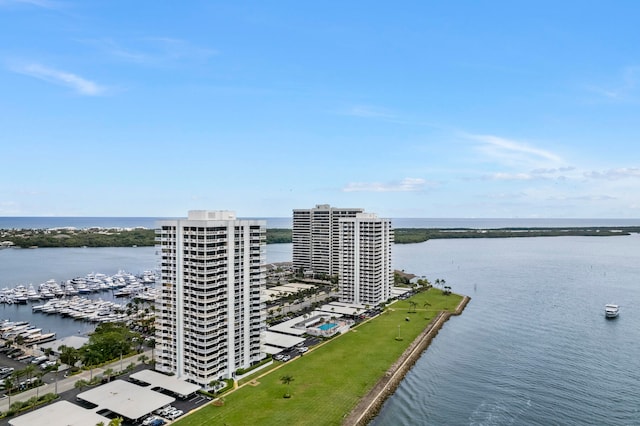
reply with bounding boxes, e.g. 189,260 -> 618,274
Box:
0,353 -> 212,426
272,336 -> 322,362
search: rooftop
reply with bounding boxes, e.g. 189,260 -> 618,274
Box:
9,401 -> 109,426
77,379 -> 175,421
130,369 -> 201,397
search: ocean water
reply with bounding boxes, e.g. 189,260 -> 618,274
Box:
371,234 -> 640,425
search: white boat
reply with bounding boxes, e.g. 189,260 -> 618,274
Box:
605,304 -> 619,318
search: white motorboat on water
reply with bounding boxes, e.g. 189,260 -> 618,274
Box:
605,304 -> 619,318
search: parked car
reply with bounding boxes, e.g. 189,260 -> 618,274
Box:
31,355 -> 48,364
168,410 -> 183,420
158,406 -> 174,417
143,415 -> 161,425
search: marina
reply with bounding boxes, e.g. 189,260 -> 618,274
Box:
0,320 -> 57,347
0,270 -> 157,305
0,267 -> 159,342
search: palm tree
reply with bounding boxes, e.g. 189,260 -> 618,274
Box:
34,371 -> 43,398
103,368 -> 114,382
423,301 -> 432,319
5,376 -> 14,406
209,379 -> 221,393
408,301 -> 417,313
11,369 -> 24,392
280,375 -> 294,398
75,379 -> 89,390
23,364 -> 36,384
59,345 -> 80,368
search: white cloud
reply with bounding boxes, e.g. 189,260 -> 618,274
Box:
341,105 -> 395,119
531,167 -> 575,175
482,167 -> 576,181
546,194 -> 617,201
482,172 -> 536,181
584,168 -> 640,180
586,66 -> 640,101
466,133 -> 563,167
343,177 -> 429,192
85,37 -> 217,66
13,63 -> 106,95
483,191 -> 527,200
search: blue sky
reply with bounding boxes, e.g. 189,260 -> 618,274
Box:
1,1 -> 639,218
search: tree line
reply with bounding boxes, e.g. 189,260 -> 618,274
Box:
0,228 -> 293,248
5,226 -> 636,248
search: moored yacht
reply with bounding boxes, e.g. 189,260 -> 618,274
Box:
605,304 -> 619,318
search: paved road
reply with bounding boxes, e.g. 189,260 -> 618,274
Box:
0,350 -> 153,414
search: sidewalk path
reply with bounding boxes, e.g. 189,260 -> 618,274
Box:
0,350 -> 152,413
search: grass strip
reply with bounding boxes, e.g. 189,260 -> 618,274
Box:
175,289 -> 462,426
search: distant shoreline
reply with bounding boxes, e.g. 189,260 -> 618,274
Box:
392,226 -> 640,243
2,226 -> 640,248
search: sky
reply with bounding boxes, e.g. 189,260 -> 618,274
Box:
1,1 -> 639,219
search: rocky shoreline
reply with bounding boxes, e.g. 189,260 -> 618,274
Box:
344,295 -> 471,426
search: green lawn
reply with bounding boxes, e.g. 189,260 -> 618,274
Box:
175,289 -> 463,426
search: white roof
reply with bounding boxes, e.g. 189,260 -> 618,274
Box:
282,282 -> 316,290
262,344 -> 286,354
269,285 -> 296,294
268,319 -> 308,336
39,335 -> 89,352
130,369 -> 201,397
264,289 -> 286,298
77,379 -> 175,420
265,330 -> 306,348
391,286 -> 412,296
9,401 -> 109,426
317,303 -> 359,316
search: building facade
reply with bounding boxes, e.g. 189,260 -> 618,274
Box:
292,204 -> 364,276
338,213 -> 393,306
155,210 -> 266,387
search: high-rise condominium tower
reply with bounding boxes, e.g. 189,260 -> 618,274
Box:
339,213 -> 393,306
155,210 -> 266,387
292,204 -> 364,276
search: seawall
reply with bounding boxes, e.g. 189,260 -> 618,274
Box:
343,295 -> 471,426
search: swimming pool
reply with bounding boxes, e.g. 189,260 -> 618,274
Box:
318,323 -> 338,331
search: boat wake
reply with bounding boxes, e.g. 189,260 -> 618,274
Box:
468,396 -> 532,426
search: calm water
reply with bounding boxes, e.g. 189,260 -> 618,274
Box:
2,217 -> 640,424
0,247 -> 159,339
372,235 -> 640,426
0,244 -> 292,339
